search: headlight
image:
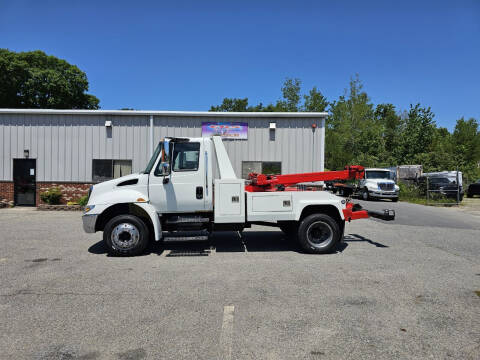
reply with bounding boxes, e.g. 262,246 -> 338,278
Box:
84,205 -> 95,213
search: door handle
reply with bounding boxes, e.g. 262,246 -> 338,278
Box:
196,186 -> 203,199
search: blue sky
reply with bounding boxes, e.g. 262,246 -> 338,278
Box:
1,0 -> 479,130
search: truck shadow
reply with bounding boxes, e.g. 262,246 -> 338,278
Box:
88,231 -> 357,256
344,233 -> 388,248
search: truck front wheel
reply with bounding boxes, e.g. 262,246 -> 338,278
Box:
297,214 -> 340,254
362,188 -> 369,201
104,214 -> 150,256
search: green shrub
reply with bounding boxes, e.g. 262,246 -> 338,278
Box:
40,188 -> 62,205
398,181 -> 423,201
77,195 -> 89,206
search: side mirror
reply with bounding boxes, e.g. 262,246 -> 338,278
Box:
161,162 -> 170,184
161,162 -> 170,175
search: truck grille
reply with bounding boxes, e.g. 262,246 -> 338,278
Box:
379,183 -> 394,191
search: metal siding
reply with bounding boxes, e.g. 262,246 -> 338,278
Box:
0,113 -> 323,182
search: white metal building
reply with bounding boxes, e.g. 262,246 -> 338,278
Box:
0,109 -> 326,205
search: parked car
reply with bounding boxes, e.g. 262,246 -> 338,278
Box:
418,176 -> 464,201
467,180 -> 480,198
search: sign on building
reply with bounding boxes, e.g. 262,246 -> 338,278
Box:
201,122 -> 248,139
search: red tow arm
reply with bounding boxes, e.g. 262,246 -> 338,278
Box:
245,165 -> 395,222
343,203 -> 396,222
342,202 -> 369,221
246,165 -> 365,192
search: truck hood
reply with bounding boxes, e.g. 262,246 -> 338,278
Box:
89,173 -> 150,205
92,173 -> 143,191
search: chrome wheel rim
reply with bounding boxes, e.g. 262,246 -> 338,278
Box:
111,223 -> 140,250
363,191 -> 368,200
306,221 -> 333,249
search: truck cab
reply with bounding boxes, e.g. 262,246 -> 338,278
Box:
82,136 -> 393,256
358,168 -> 399,201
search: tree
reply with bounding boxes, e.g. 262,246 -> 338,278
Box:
0,49 -> 99,109
327,75 -> 382,169
276,78 -> 302,111
210,98 -> 250,112
453,117 -> 480,164
303,87 -> 328,112
210,78 -> 327,113
398,104 -> 436,164
452,117 -> 480,180
374,103 -> 402,164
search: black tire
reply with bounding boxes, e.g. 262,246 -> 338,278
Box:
467,193 -> 473,198
104,214 -> 150,256
362,188 -> 369,201
279,223 -> 299,241
392,197 -> 399,202
297,214 -> 341,254
338,188 -> 344,196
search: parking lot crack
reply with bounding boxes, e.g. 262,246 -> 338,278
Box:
0,289 -> 134,297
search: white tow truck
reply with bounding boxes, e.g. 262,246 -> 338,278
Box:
82,136 -> 394,256
327,168 -> 399,202
358,168 -> 399,201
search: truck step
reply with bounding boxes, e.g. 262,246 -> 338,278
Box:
165,216 -> 210,224
162,230 -> 210,242
163,235 -> 209,242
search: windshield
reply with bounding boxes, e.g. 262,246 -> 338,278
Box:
430,177 -> 450,185
365,171 -> 391,180
144,142 -> 162,174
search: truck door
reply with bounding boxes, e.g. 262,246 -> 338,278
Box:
149,140 -> 207,213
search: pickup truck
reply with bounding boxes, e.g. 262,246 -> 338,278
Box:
82,136 -> 394,256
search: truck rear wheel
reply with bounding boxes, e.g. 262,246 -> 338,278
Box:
297,214 -> 340,254
104,214 -> 150,256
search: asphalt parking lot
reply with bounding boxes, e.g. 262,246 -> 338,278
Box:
1,201 -> 479,359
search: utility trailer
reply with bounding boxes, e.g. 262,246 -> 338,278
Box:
82,136 -> 395,256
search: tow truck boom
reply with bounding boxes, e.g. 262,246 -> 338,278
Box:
246,165 -> 365,192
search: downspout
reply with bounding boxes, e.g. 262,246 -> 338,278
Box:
320,117 -> 325,172
149,115 -> 154,156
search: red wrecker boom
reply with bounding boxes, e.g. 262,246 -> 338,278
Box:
246,165 -> 395,221
245,165 -> 365,192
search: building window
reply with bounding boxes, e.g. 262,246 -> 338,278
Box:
242,161 -> 281,179
92,160 -> 132,182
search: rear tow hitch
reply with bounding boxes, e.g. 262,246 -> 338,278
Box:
366,209 -> 395,221
343,202 -> 395,222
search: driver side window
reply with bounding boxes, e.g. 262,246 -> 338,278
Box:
172,142 -> 200,171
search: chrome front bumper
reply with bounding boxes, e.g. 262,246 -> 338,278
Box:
82,214 -> 98,233
369,190 -> 399,198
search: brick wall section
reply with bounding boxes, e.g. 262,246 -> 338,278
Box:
37,182 -> 92,205
0,181 -> 14,202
